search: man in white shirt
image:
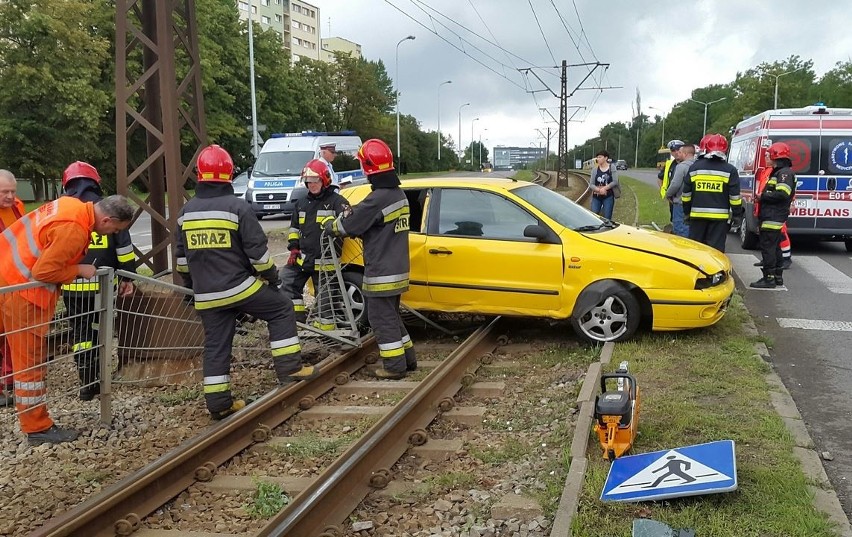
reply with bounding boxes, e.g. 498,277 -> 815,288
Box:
319,143 -> 337,185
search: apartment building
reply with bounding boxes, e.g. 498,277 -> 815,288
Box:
321,37 -> 363,63
236,0 -> 321,63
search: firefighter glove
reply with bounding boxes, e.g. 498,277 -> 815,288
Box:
286,249 -> 300,266
323,220 -> 334,234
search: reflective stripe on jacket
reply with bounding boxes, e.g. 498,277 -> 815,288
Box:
0,197 -> 94,307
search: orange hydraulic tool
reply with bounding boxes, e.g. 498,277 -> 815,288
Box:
593,362 -> 640,461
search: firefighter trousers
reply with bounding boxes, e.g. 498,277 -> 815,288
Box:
0,287 -> 55,434
758,228 -> 783,273
280,264 -> 318,324
197,285 -> 303,414
367,294 -> 416,374
62,291 -> 101,390
687,219 -> 729,253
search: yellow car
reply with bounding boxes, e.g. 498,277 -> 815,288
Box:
337,177 -> 733,343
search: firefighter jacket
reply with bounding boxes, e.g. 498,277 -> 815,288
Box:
61,179 -> 137,292
681,157 -> 743,220
0,197 -> 24,231
287,186 -> 349,272
0,197 -> 94,308
756,162 -> 796,230
328,171 -> 410,297
659,158 -> 675,199
175,182 -> 279,310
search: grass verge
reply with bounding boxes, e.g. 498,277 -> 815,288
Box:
570,299 -> 837,536
511,169 -> 535,182
613,175 -> 670,228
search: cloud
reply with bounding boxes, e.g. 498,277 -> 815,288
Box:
311,0 -> 847,152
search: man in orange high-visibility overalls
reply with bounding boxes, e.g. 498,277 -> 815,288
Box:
0,194 -> 133,445
0,169 -> 25,407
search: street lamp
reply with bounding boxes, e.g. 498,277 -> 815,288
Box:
395,35 -> 415,162
689,97 -> 727,136
437,80 -> 452,161
246,3 -> 260,156
458,102 -> 470,158
648,106 -> 666,148
470,117 -> 480,165
771,67 -> 804,109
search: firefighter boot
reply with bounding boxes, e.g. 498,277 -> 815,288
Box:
371,367 -> 407,380
78,361 -> 101,401
210,399 -> 246,421
774,269 -> 784,287
750,271 -> 776,289
280,365 -> 321,385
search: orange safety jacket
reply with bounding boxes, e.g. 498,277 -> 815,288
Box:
0,198 -> 24,232
0,197 -> 94,308
753,167 -> 771,217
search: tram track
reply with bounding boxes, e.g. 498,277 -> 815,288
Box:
32,318 -> 506,537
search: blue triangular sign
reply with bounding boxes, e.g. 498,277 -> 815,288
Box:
602,440 -> 737,502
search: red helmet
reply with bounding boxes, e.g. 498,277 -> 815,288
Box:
767,142 -> 791,160
62,161 -> 101,187
702,134 -> 728,155
357,139 -> 395,176
196,144 -> 234,182
301,159 -> 332,188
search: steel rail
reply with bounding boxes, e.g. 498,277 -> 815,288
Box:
257,317 -> 504,537
29,339 -> 376,537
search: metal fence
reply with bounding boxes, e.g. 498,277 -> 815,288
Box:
0,255 -> 364,432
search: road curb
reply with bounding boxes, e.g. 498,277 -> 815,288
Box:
741,313 -> 852,537
551,341 -> 612,535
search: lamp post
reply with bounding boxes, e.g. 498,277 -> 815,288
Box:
772,67 -> 804,109
246,3 -> 260,156
689,97 -> 727,136
470,117 -> 480,166
395,35 -> 415,162
458,102 -> 470,159
479,128 -> 488,168
648,106 -> 666,148
437,80 -> 452,161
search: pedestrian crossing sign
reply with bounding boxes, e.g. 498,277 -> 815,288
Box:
601,440 -> 737,502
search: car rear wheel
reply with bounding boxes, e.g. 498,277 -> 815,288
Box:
341,272 -> 368,328
571,281 -> 641,344
740,217 -> 759,250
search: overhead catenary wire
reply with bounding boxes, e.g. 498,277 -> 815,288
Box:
467,0 -> 520,78
528,0 -> 557,65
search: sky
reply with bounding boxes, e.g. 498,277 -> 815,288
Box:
309,0 -> 850,155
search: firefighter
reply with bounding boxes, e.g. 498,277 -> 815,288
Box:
60,162 -> 138,401
281,159 -> 350,328
682,134 -> 743,253
753,164 -> 793,270
0,195 -> 133,444
750,142 -> 796,289
175,145 -> 318,420
326,139 -> 416,379
0,169 -> 24,407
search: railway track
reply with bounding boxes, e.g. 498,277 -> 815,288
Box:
32,318 -> 509,537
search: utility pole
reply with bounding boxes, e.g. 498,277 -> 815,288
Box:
545,127 -> 551,172
557,60 -> 567,184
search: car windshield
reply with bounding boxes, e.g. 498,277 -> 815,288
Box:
233,172 -> 249,185
512,183 -> 609,230
252,150 -> 314,177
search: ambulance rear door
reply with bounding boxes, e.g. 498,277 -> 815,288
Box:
814,114 -> 852,237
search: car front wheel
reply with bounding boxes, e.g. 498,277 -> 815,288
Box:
571,281 -> 641,344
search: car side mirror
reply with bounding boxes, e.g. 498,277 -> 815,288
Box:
524,224 -> 553,242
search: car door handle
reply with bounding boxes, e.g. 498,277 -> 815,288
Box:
429,248 -> 453,255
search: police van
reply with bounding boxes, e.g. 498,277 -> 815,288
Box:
728,105 -> 852,251
246,131 -> 364,218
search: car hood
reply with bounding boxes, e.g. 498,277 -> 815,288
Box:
582,225 -> 729,275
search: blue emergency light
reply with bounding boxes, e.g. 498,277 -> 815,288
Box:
271,130 -> 357,138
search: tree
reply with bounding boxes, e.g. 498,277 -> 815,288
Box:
0,0 -> 112,190
812,61 -> 852,108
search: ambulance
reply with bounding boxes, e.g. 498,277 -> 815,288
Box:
246,131 -> 364,219
728,104 -> 852,251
